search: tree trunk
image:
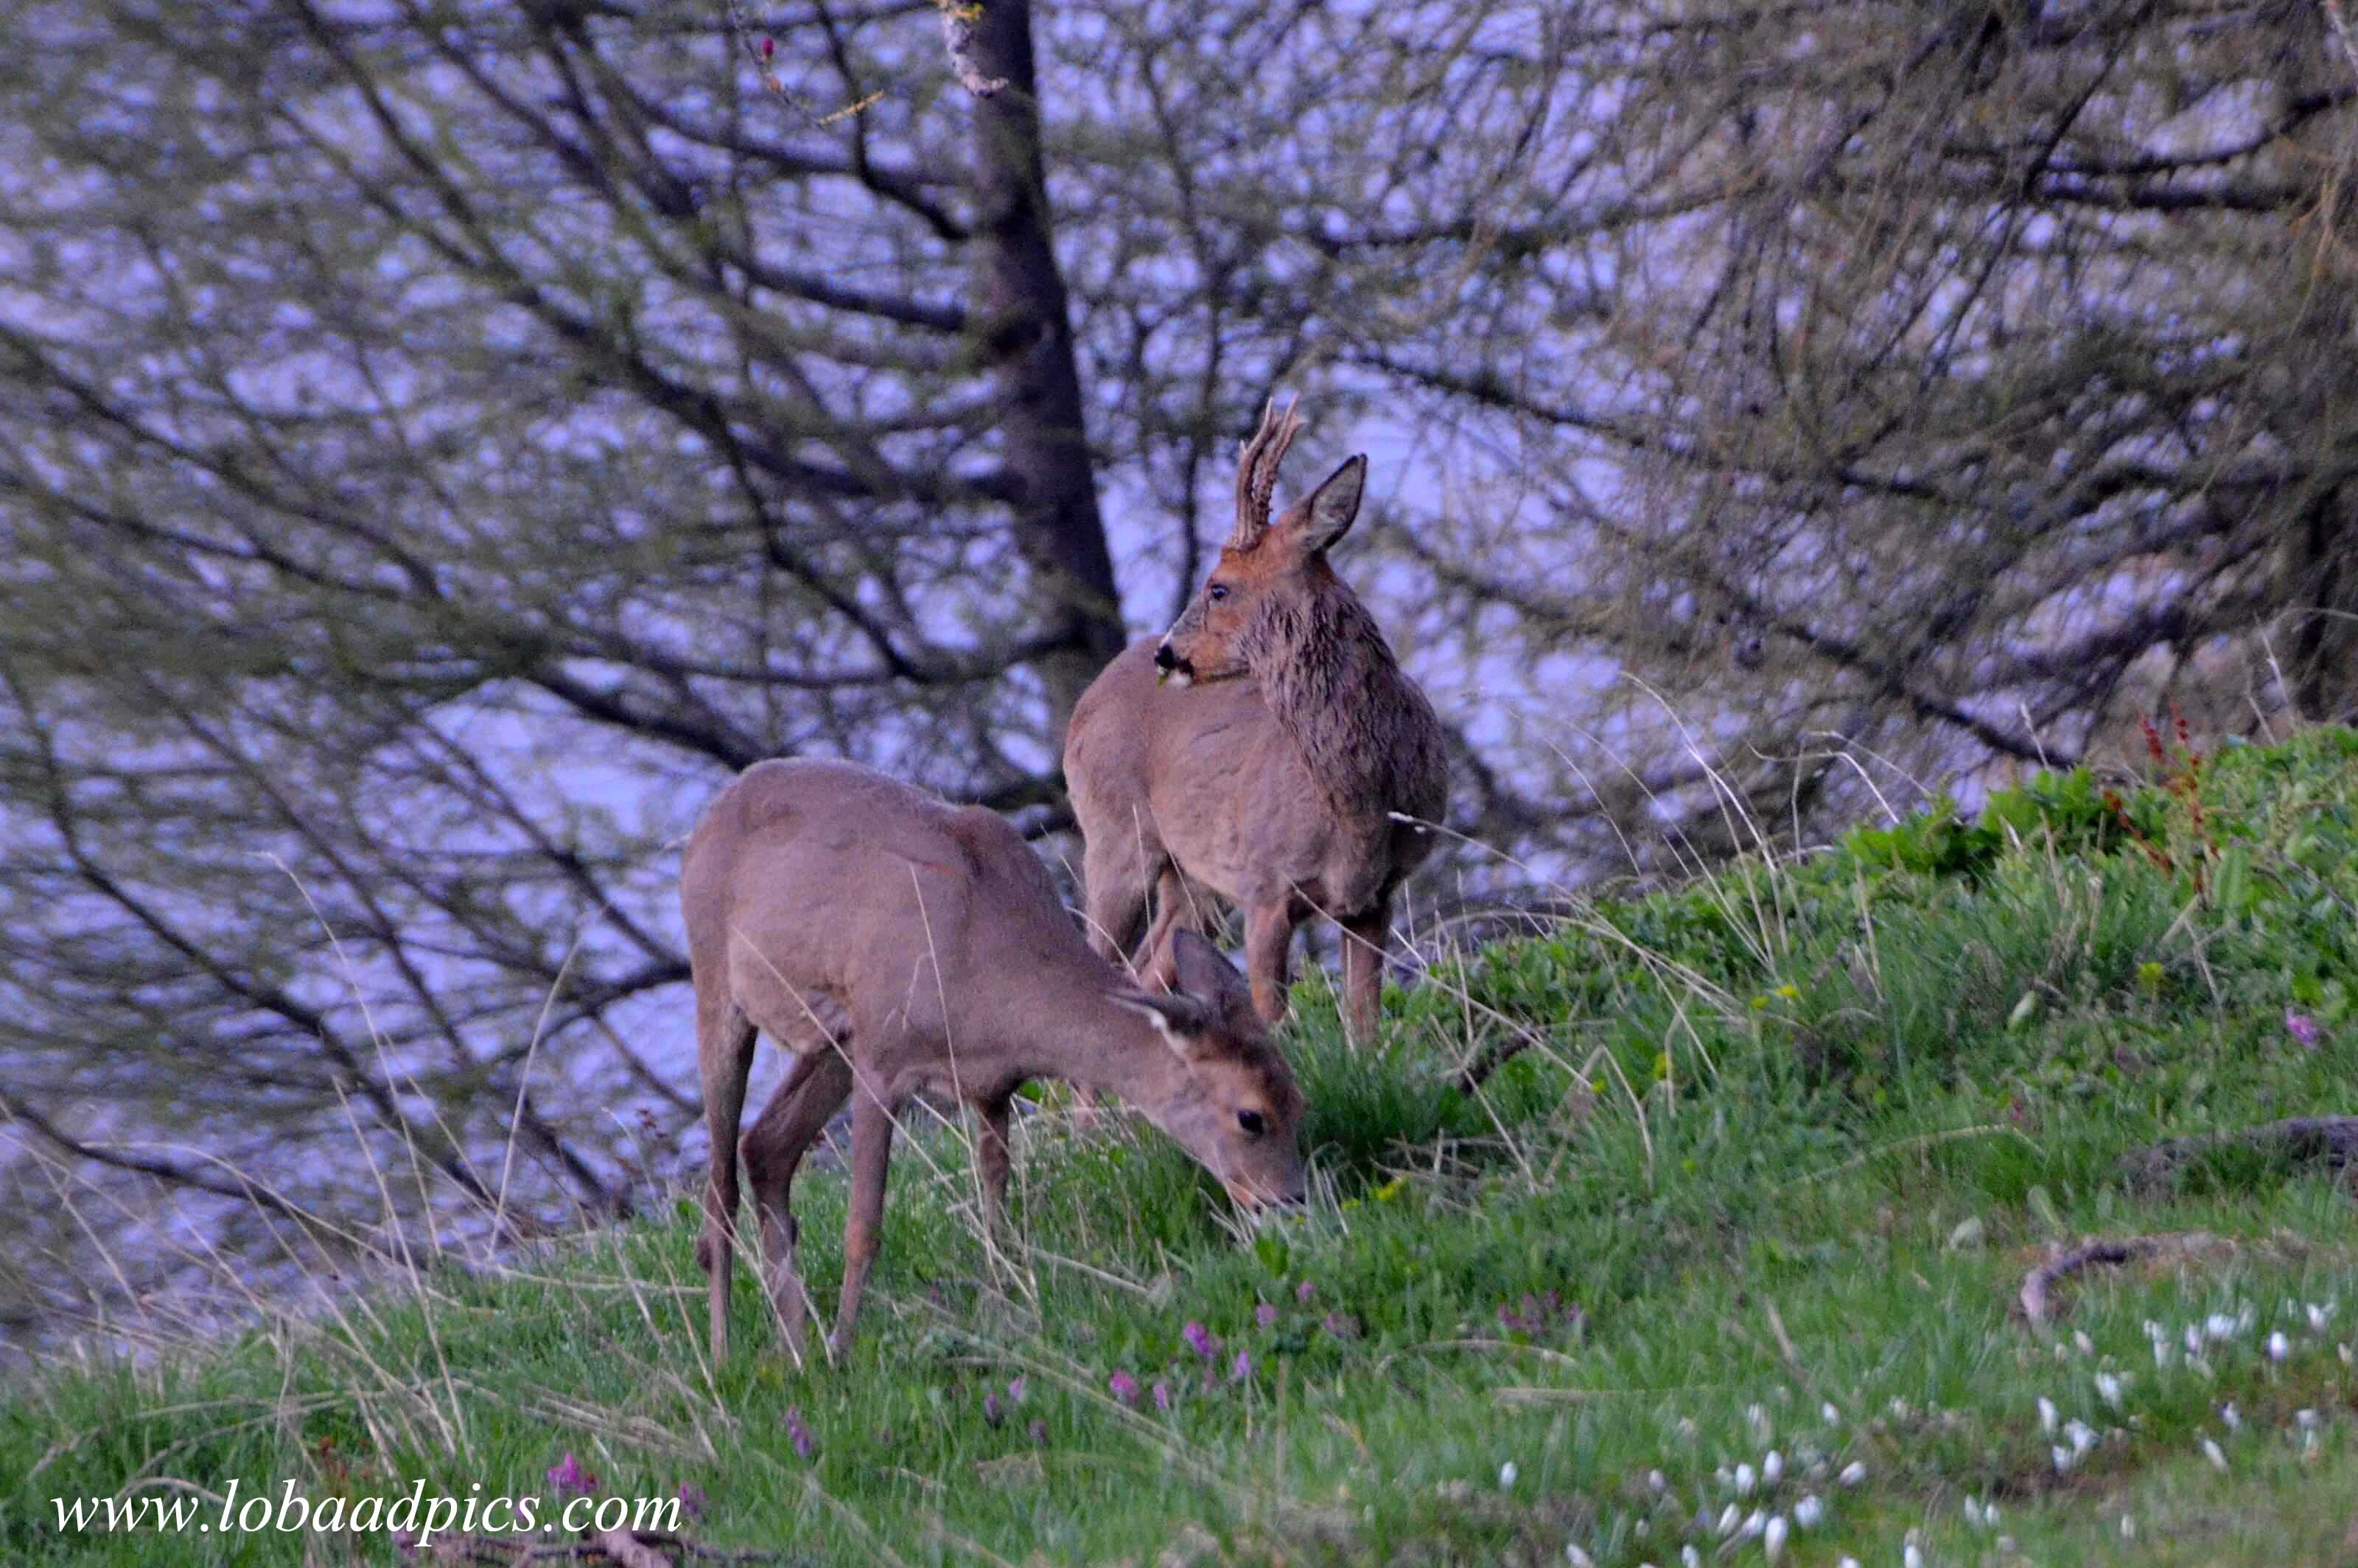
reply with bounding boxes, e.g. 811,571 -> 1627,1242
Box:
2287,489 -> 2358,726
968,0 -> 1124,751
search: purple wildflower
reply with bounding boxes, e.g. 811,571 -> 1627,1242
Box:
1028,1418 -> 1049,1446
1323,1311 -> 1360,1339
1152,1379 -> 1172,1412
2287,1009 -> 2321,1049
1109,1370 -> 1141,1405
1182,1320 -> 1220,1359
1255,1303 -> 1279,1330
1295,1279 -> 1316,1304
547,1452 -> 598,1497
983,1391 -> 1004,1427
786,1406 -> 814,1462
394,1530 -> 419,1560
1231,1348 -> 1254,1382
675,1482 -> 707,1522
1007,1375 -> 1027,1405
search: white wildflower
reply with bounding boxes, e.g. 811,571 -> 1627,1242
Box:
2065,1418 -> 2097,1455
2037,1396 -> 2057,1434
1822,1401 -> 1841,1427
2121,1515 -> 2135,1541
1717,1503 -> 1741,1536
2202,1437 -> 2227,1471
1764,1515 -> 1788,1562
2095,1371 -> 2124,1408
1763,1450 -> 1784,1486
1648,1469 -> 1667,1494
1500,1462 -> 1518,1489
1735,1463 -> 1757,1497
2183,1323 -> 2205,1355
2296,1407 -> 2320,1429
2153,1338 -> 2172,1369
2269,1331 -> 2290,1362
1682,1548 -> 1702,1568
1903,1544 -> 1923,1568
1838,1460 -> 1867,1487
1564,1547 -> 1590,1568
2206,1312 -> 2237,1341
1963,1497 -> 1984,1528
2222,1402 -> 2242,1429
1794,1494 -> 1825,1530
1740,1508 -> 1766,1541
1747,1402 -> 1771,1439
2051,1443 -> 2073,1474
2074,1329 -> 2096,1356
2308,1302 -> 2331,1334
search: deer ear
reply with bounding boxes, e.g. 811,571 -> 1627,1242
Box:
1283,455 -> 1365,554
1168,929 -> 1255,1021
1108,989 -> 1216,1057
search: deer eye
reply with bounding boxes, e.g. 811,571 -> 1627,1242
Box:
1206,582 -> 1230,602
1236,1109 -> 1266,1138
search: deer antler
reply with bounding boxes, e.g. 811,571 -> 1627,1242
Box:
1231,396 -> 1306,550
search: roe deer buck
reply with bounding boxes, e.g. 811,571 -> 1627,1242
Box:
681,757 -> 1306,1362
1063,399 -> 1449,1045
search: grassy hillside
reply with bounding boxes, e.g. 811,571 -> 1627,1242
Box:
7,726 -> 2357,1566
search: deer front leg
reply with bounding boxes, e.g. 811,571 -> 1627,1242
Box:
829,1086 -> 898,1359
1242,899 -> 1297,1026
1340,899 -> 1392,1048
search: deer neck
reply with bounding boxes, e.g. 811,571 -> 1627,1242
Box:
1038,985 -> 1188,1108
1245,575 -> 1434,823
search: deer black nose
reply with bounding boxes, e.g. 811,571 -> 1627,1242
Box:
1153,642 -> 1178,671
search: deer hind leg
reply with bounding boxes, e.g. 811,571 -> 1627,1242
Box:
1129,865 -> 1197,993
1340,897 -> 1393,1048
829,1076 -> 901,1359
694,990 -> 758,1363
1243,898 -> 1298,1026
1076,835 -> 1164,1119
740,1044 -> 856,1366
1081,826 -> 1155,973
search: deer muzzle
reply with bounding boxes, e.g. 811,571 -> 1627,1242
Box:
1225,1177 -> 1307,1212
1153,640 -> 1193,687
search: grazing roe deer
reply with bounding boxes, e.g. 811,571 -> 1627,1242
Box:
1063,399 -> 1449,1045
681,757 -> 1306,1362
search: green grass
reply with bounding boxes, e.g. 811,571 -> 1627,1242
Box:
7,727 -> 2357,1565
